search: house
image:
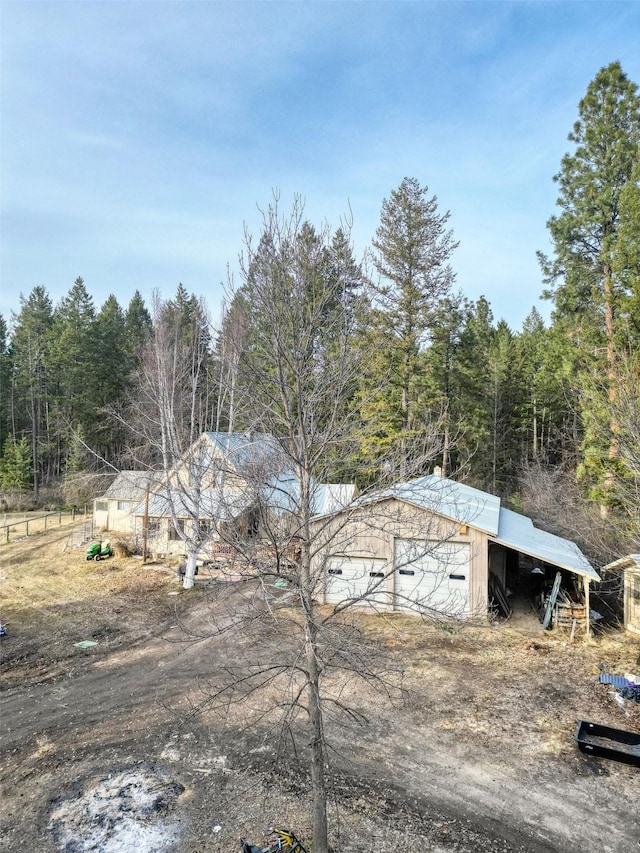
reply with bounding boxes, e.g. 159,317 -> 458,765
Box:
310,473 -> 600,631
93,470 -> 164,534
601,554 -> 640,635
127,432 -> 356,559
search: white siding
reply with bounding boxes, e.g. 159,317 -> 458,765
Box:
325,556 -> 389,606
394,539 -> 470,616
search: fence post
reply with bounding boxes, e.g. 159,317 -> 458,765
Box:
45,514 -> 48,531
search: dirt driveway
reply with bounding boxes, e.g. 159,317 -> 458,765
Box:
1,526 -> 639,852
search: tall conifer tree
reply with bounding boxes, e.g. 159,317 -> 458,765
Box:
368,177 -> 458,475
539,62 -> 640,499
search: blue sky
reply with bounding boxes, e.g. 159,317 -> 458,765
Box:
1,1 -> 639,331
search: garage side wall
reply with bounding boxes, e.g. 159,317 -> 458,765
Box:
311,497 -> 489,618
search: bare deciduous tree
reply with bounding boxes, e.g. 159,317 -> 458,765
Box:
190,197 -> 465,851
112,291 -> 217,587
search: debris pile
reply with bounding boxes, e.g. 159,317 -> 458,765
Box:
599,672 -> 640,703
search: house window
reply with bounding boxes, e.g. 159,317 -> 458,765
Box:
147,518 -> 161,537
169,519 -> 185,541
95,501 -> 108,512
117,501 -> 128,511
199,519 -> 215,539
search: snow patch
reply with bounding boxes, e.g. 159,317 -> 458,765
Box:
49,767 -> 185,852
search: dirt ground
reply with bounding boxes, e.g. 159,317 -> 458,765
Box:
1,524 -> 639,853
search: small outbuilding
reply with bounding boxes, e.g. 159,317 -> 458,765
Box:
93,471 -> 163,534
601,554 -> 640,635
311,473 -> 600,631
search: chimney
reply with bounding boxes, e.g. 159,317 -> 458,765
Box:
434,465 -> 443,477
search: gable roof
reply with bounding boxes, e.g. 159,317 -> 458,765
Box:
101,471 -> 164,502
322,473 -> 598,582
203,432 -> 280,471
386,475 -> 501,535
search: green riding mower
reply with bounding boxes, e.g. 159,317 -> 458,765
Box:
86,540 -> 113,561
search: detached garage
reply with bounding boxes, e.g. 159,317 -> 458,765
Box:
325,557 -> 389,607
394,539 -> 470,616
310,473 -> 599,628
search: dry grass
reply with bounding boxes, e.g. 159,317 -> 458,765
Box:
315,607 -> 640,762
0,523 -> 179,684
0,509 -> 87,541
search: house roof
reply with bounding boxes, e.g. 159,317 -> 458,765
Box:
265,473 -> 356,516
101,471 -> 164,502
203,432 -> 281,471
313,483 -> 357,516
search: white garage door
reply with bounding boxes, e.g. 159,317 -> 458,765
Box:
325,557 -> 389,606
394,539 -> 470,616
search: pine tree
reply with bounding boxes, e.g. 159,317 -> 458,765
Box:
124,290 -> 152,359
47,278 -> 98,473
613,155 -> 640,346
420,294 -> 468,477
539,62 -> 640,500
10,286 -> 54,495
453,297 -> 494,486
0,436 -> 32,493
368,177 -> 458,475
93,295 -> 130,458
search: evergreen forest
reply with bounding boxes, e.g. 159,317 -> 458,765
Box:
1,61 -> 639,565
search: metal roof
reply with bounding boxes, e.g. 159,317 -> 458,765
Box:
203,432 -> 280,471
260,472 -> 356,516
335,473 -> 598,582
102,470 -> 164,501
313,483 -> 357,516
602,554 -> 640,572
385,475 -> 501,535
492,508 -> 599,581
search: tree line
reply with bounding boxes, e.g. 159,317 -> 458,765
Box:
1,61 -> 638,554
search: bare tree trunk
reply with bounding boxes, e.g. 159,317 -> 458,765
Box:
306,628 -> 328,853
602,263 -> 618,518
182,551 -> 198,589
298,462 -> 329,852
441,416 -> 450,478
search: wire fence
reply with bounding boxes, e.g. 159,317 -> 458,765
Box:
0,507 -> 89,544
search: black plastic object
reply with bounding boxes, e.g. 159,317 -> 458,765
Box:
575,719 -> 640,767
